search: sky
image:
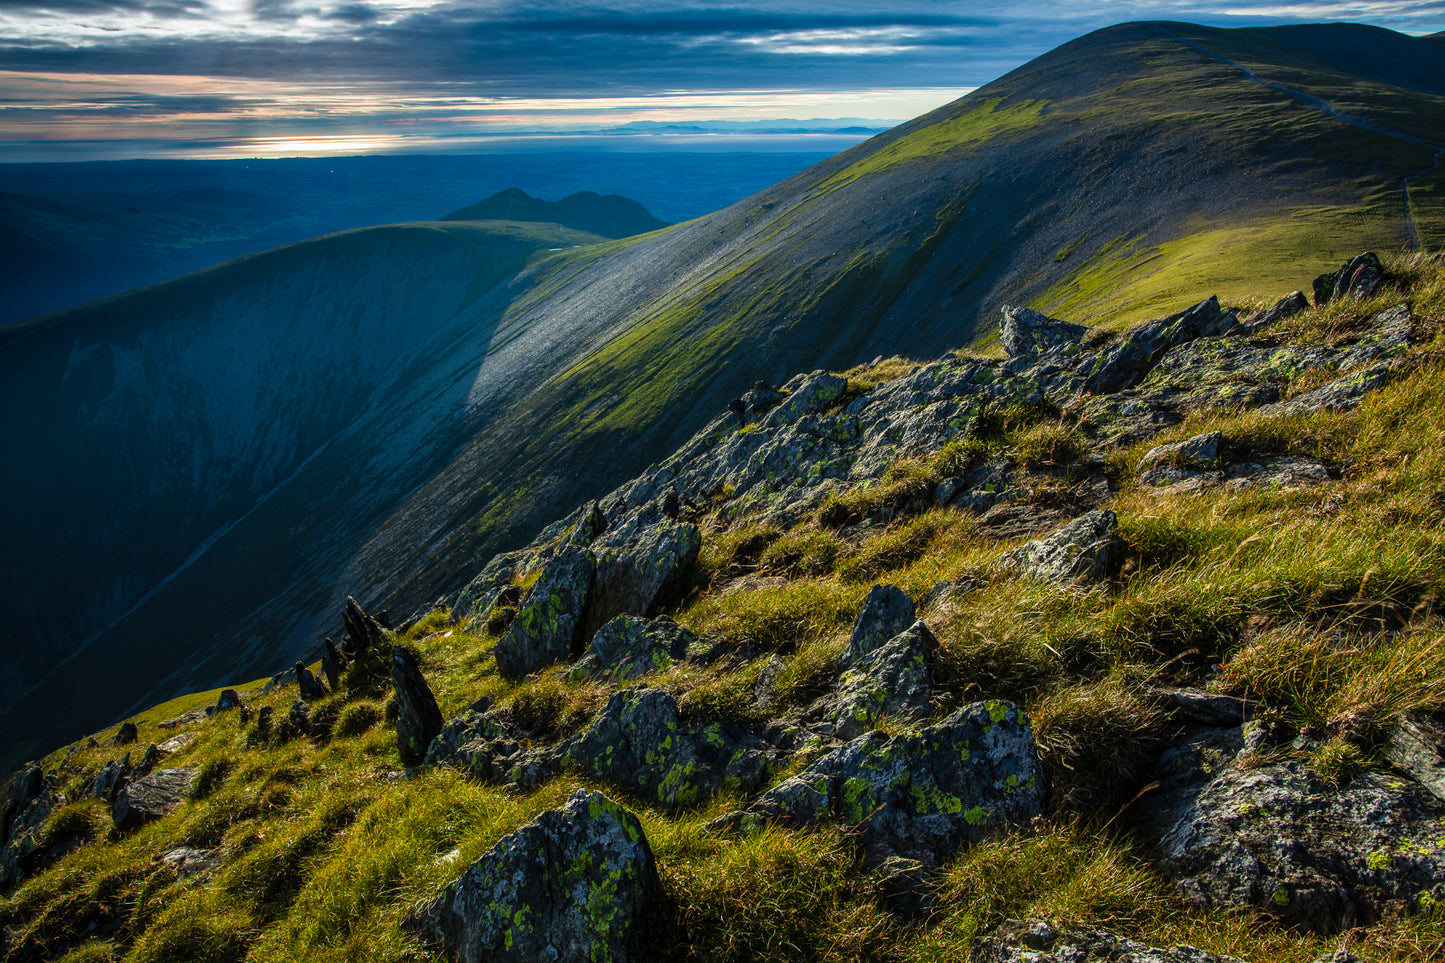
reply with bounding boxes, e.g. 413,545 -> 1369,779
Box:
1,0 -> 1444,161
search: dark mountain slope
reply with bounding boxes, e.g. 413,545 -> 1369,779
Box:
442,188 -> 669,238
3,21 -> 1443,763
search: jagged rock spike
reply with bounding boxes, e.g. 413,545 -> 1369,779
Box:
391,645 -> 444,767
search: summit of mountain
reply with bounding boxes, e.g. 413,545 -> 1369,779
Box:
441,188 -> 669,239
1,19 -> 1442,763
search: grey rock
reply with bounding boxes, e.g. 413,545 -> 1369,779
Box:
155,732 -> 198,756
321,639 -> 344,691
1138,432 -> 1221,473
1002,509 -> 1120,586
1386,713 -> 1445,803
1313,252 -> 1384,305
214,688 -> 241,712
918,577 -> 985,614
825,621 -> 935,740
494,546 -> 596,680
969,919 -> 1246,962
1152,689 -> 1253,727
1085,297 -> 1238,395
155,846 -> 224,880
843,584 -> 916,665
1246,291 -> 1309,333
426,710 -> 527,785
113,721 -> 138,745
343,595 -> 390,655
295,661 -> 328,701
1225,457 -> 1333,490
112,768 -> 195,834
586,507 -> 701,639
1000,306 -> 1086,362
1263,364 -> 1393,417
1156,760 -> 1445,933
554,687 -> 764,811
763,371 -> 846,428
0,767 -> 55,891
134,742 -> 161,777
156,707 -> 207,729
408,790 -> 660,963
288,700 -> 312,737
392,644 -> 445,767
568,615 -> 702,683
90,753 -> 132,803
713,700 -> 1044,866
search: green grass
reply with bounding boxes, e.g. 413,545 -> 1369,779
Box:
7,252 -> 1445,962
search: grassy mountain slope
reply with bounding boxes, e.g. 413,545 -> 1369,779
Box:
4,251 -> 1444,963
441,188 -> 669,238
3,20 -> 1443,766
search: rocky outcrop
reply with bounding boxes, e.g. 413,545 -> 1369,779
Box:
494,546 -> 596,680
713,700 -> 1043,866
555,687 -> 768,810
425,709 -> 532,785
1246,291 -> 1309,332
969,919 -> 1246,963
567,615 -> 703,683
112,768 -> 195,834
1386,713 -> 1445,802
1000,306 -> 1086,362
295,661 -> 328,701
1313,251 -> 1384,305
1156,760 -> 1445,933
1084,297 -> 1238,395
391,644 -> 444,767
0,767 -> 55,891
407,790 -> 660,963
1002,510 -> 1120,586
584,504 -> 701,639
1138,432 -> 1221,473
843,584 -> 916,664
343,596 -> 390,655
113,721 -> 138,745
822,621 -> 936,740
90,753 -> 132,803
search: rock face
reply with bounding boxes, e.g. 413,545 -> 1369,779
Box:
1084,297 -> 1238,395
1002,510 -> 1120,586
0,767 -> 55,891
714,701 -> 1043,866
843,584 -> 916,665
494,546 -> 596,680
112,768 -> 195,833
408,790 -> 660,963
1000,306 -> 1086,362
555,688 -> 767,810
1313,251 -> 1384,305
1155,758 -> 1445,933
567,615 -> 703,683
584,506 -> 701,639
969,919 -> 1246,963
343,596 -> 390,655
825,621 -> 936,740
391,644 -> 445,767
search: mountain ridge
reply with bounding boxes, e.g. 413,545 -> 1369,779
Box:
2,19 -> 1444,764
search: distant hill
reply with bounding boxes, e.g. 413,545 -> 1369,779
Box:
2,20 -> 1443,764
442,188 -> 669,239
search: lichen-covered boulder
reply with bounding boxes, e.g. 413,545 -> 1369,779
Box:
843,584 -> 916,665
426,710 -> 532,786
568,615 -> 703,683
1386,712 -> 1445,802
999,306 -> 1086,363
392,644 -> 444,767
1002,509 -> 1120,586
554,687 -> 765,810
1085,297 -> 1238,395
713,700 -> 1044,866
89,753 -> 132,803
1246,291 -> 1309,333
494,546 -> 596,680
763,371 -> 846,427
1155,760 -> 1445,933
824,622 -> 935,740
585,506 -> 701,639
0,768 -> 56,891
408,790 -> 660,963
1313,251 -> 1384,305
969,919 -> 1246,963
112,768 -> 195,834
1138,432 -> 1221,473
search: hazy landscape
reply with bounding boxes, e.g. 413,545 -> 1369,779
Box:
3,4 -> 1445,962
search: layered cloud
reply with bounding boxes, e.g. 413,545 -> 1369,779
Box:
1,0 -> 1443,159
